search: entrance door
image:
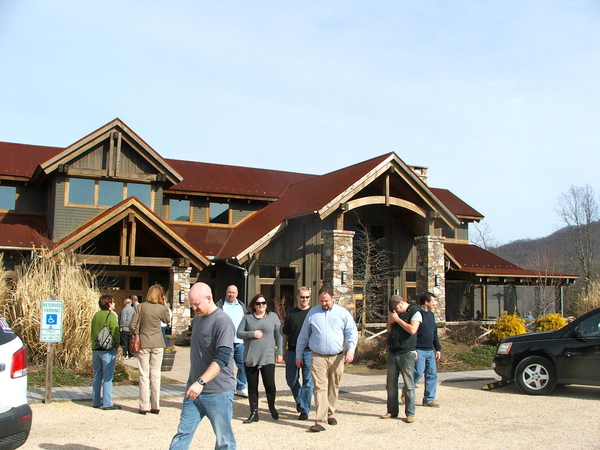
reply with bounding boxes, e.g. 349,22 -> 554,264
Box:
97,271 -> 148,313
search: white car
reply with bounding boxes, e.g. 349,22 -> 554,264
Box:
0,314 -> 32,449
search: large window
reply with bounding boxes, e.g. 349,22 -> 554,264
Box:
258,265 -> 298,312
67,178 -> 153,209
209,202 -> 229,224
169,199 -> 191,221
0,186 -> 17,210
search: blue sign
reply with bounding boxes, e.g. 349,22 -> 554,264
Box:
41,300 -> 64,343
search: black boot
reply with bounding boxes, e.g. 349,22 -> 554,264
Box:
243,394 -> 259,424
266,392 -> 279,420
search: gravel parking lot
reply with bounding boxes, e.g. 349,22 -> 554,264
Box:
27,371 -> 600,450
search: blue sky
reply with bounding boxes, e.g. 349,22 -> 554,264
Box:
1,1 -> 599,245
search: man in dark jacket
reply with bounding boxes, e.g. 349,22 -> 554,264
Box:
381,295 -> 421,423
410,292 -> 442,407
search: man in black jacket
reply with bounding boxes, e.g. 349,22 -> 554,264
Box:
380,295 -> 422,423
410,292 -> 442,407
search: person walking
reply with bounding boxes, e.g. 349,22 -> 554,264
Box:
169,282 -> 237,450
216,285 -> 248,398
236,294 -> 284,423
282,286 -> 313,420
295,286 -> 358,432
119,297 -> 135,359
381,295 -> 422,423
407,292 -> 442,407
91,294 -> 121,410
129,284 -> 170,415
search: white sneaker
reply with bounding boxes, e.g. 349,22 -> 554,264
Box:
235,389 -> 248,398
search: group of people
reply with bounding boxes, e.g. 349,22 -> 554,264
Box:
91,286 -> 171,415
92,281 -> 442,450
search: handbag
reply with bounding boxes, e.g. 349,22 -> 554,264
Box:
96,311 -> 114,350
129,304 -> 142,354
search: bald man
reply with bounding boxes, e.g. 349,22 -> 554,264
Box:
170,283 -> 237,450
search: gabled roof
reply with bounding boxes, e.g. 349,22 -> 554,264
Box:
219,153 -> 460,260
430,188 -> 483,221
445,242 -> 577,281
34,118 -> 183,185
47,197 -> 210,269
0,213 -> 52,249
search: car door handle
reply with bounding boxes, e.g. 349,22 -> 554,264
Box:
0,363 -> 5,372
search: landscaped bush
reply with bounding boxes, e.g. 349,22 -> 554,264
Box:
574,280 -> 600,315
489,312 -> 526,346
455,344 -> 496,366
534,313 -> 567,332
0,251 -> 100,371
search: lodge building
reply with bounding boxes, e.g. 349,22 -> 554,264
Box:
0,118 -> 576,332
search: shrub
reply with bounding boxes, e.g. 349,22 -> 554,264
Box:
534,313 -> 567,332
574,280 -> 600,315
0,251 -> 100,371
455,345 -> 496,367
489,312 -> 526,346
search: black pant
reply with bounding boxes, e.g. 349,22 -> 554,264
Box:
120,330 -> 132,357
245,364 -> 277,409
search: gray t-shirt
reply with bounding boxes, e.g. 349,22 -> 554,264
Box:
188,308 -> 236,394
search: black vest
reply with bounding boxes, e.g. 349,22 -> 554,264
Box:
387,304 -> 420,354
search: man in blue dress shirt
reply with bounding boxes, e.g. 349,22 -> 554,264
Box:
295,286 -> 358,432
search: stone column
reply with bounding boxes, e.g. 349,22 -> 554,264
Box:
415,235 -> 446,323
323,229 -> 355,314
169,266 -> 192,336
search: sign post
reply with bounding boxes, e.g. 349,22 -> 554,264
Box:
40,295 -> 64,404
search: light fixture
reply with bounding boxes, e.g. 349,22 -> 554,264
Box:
341,271 -> 347,285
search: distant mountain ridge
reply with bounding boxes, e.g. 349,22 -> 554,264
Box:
493,222 -> 600,275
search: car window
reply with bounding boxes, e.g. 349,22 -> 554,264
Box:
574,312 -> 600,337
0,314 -> 17,345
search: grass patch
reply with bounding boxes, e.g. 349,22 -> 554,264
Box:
29,367 -> 90,388
454,345 -> 496,367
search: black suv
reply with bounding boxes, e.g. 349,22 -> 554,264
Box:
493,307 -> 600,395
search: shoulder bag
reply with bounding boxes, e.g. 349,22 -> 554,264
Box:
96,311 -> 114,350
129,304 -> 142,354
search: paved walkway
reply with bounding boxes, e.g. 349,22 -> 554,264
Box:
28,345 -> 498,403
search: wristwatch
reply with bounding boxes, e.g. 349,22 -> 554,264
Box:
197,378 -> 206,386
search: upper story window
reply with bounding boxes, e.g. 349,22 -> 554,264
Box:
0,186 -> 17,210
66,177 -> 152,209
209,202 -> 229,224
169,199 -> 191,221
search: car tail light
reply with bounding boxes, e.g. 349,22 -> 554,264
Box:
11,346 -> 28,378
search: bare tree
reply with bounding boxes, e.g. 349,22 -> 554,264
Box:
556,185 -> 599,294
352,218 -> 397,326
527,249 -> 563,317
470,221 -> 499,251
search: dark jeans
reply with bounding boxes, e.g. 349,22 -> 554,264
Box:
120,330 -> 132,357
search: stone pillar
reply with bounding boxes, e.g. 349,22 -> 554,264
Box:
415,235 -> 446,323
169,266 -> 192,335
323,229 -> 355,314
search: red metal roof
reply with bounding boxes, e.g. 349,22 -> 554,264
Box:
0,142 -> 63,178
219,154 -> 393,257
0,213 -> 52,249
166,159 -> 317,199
445,242 -> 577,279
430,188 -> 483,220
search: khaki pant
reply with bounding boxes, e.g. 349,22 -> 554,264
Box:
137,347 -> 164,411
310,352 -> 345,424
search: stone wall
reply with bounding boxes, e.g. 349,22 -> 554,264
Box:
169,266 -> 192,336
322,229 -> 355,313
415,235 -> 446,323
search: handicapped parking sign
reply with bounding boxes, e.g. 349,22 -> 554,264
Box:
41,300 -> 64,342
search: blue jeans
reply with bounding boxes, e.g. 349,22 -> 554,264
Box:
386,350 -> 416,417
233,343 -> 247,391
169,390 -> 236,450
285,350 -> 313,414
92,348 -> 117,408
413,349 -> 438,403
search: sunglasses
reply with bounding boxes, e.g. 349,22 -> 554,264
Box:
299,296 -> 310,299
255,301 -> 267,306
